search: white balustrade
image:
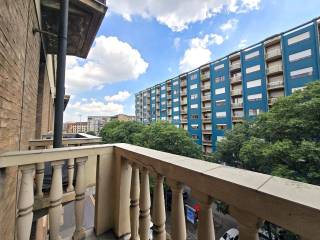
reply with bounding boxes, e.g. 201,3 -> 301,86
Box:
130,164 -> 140,240
152,174 -> 166,240
67,158 -> 75,192
35,163 -> 44,197
139,167 -> 151,240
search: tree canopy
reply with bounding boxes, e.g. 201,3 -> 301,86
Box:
213,81 -> 320,185
100,120 -> 202,159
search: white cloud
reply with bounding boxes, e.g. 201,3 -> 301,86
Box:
238,39 -> 248,49
174,37 -> 181,49
108,0 -> 261,32
220,18 -> 239,32
66,36 -> 148,93
64,99 -> 124,122
104,91 -> 131,102
179,34 -> 224,72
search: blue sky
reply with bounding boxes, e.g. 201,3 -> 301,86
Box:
64,0 -> 320,122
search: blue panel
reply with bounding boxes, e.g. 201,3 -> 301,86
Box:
187,70 -> 202,145
282,23 -> 320,95
172,77 -> 180,126
211,58 -> 231,151
241,45 -> 268,119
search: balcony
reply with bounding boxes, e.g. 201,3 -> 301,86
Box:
180,118 -> 188,123
267,64 -> 283,75
180,82 -> 187,87
202,139 -> 212,145
180,90 -> 187,96
265,48 -> 282,61
181,100 -> 188,105
267,80 -> 284,90
201,72 -> 210,81
231,102 -> 243,109
167,95 -> 172,100
0,144 -> 319,239
229,62 -> 241,71
180,110 -> 188,115
231,89 -> 243,96
268,97 -> 279,105
202,106 -> 212,112
230,75 -> 242,84
167,86 -> 172,91
202,129 -> 212,134
201,84 -> 211,91
232,116 -> 243,122
202,117 -> 212,123
202,95 -> 211,102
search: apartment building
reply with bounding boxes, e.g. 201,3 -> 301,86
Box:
135,17 -> 320,154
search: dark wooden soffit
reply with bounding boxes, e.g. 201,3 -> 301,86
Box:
41,0 -> 107,58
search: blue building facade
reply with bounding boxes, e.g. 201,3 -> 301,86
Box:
135,18 -> 320,153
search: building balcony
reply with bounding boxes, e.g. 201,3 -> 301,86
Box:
267,64 -> 283,75
180,90 -> 187,96
267,81 -> 284,90
167,86 -> 172,91
181,100 -> 188,105
229,62 -> 241,71
202,95 -> 211,102
167,95 -> 172,100
180,118 -> 188,123
201,72 -> 210,81
180,82 -> 187,87
180,109 -> 188,115
202,106 -> 212,112
265,48 -> 282,61
201,85 -> 211,91
202,117 -> 212,123
202,139 -> 212,145
268,97 -> 279,105
231,102 -> 244,109
202,129 -> 212,134
230,75 -> 242,84
231,89 -> 243,96
0,143 -> 319,239
232,116 -> 243,122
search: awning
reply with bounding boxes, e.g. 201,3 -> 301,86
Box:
41,0 -> 107,58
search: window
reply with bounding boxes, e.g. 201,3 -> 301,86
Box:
216,112 -> 227,118
173,90 -> 177,95
246,65 -> 260,74
173,98 -> 179,102
247,93 -> 262,101
215,87 -> 225,95
249,109 -> 261,116
151,90 -> 155,93
152,96 -> 155,100
191,94 -> 198,100
245,51 -> 259,60
173,116 -> 179,120
215,76 -> 225,83
173,107 -> 179,112
289,49 -> 312,62
290,67 -> 313,79
152,104 -> 155,108
247,79 -> 262,89
216,124 -> 227,130
288,31 -> 310,45
214,64 -> 224,70
161,94 -> 166,98
215,99 -> 226,106
191,124 -> 199,129
161,85 -> 166,90
190,84 -> 198,90
190,73 -> 197,80
173,81 -> 178,86
191,104 -> 198,109
191,114 -> 198,119
161,102 -> 165,105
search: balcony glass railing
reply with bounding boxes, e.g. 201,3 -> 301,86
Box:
201,72 -> 210,80
230,75 -> 242,84
267,80 -> 284,89
202,95 -> 211,101
266,48 -> 282,59
231,102 -> 243,108
230,62 -> 241,70
267,64 -> 283,74
231,89 -> 243,96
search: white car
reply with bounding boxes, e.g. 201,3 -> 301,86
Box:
220,228 -> 239,240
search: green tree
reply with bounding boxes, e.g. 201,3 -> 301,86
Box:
99,120 -> 145,144
134,121 -> 203,159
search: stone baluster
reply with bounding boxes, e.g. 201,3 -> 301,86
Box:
152,174 -> 166,240
66,158 -> 75,192
130,164 -> 140,240
49,161 -> 64,240
35,163 -> 45,197
167,179 -> 186,240
139,167 -> 151,240
73,157 -> 87,240
230,206 -> 263,240
192,190 -> 215,240
17,165 -> 35,240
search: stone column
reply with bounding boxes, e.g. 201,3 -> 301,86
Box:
66,158 -> 75,192
35,163 -> 44,197
17,165 -> 35,240
73,157 -> 87,240
230,206 -> 263,240
139,167 -> 151,240
192,190 -> 215,240
167,179 -> 186,240
49,161 -> 64,240
152,174 -> 166,240
130,164 -> 140,240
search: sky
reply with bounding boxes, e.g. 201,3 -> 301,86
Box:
64,0 -> 320,122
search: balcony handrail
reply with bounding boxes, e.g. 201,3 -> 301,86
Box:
0,143 -> 319,239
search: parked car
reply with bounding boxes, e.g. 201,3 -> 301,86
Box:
220,228 -> 239,240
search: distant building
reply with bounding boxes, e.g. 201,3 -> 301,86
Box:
65,122 -> 88,134
110,114 -> 136,122
87,116 -> 111,135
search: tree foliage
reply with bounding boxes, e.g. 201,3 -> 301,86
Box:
213,81 -> 320,185
100,120 -> 202,159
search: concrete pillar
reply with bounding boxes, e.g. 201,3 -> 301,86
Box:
139,167 -> 151,240
130,164 -> 140,240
